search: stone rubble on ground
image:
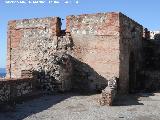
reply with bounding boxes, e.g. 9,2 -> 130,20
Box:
99,77 -> 117,106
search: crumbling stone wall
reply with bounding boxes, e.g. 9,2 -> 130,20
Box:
0,78 -> 35,104
6,12 -> 145,93
6,17 -> 61,78
66,12 -> 143,93
66,12 -> 120,91
140,34 -> 160,91
119,13 -> 143,93
140,71 -> 160,91
6,17 -> 73,92
5,11 -> 160,110
35,52 -> 73,92
99,77 -> 117,106
142,40 -> 160,70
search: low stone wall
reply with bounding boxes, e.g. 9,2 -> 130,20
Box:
98,78 -> 117,106
0,78 -> 36,105
99,87 -> 117,106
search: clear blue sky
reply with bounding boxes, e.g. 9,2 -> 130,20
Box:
0,0 -> 160,68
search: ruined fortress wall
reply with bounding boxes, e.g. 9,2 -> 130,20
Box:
141,39 -> 160,91
6,12 -> 144,93
0,78 -> 36,104
119,13 -> 143,93
66,12 -> 120,90
6,17 -> 61,78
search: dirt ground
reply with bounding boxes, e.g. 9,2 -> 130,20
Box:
0,92 -> 160,120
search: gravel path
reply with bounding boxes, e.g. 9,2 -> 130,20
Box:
0,92 -> 160,120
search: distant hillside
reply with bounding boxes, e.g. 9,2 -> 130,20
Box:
0,68 -> 6,77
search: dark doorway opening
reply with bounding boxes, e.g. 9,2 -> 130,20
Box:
129,52 -> 137,93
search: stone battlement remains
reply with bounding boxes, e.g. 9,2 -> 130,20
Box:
2,12 -> 160,107
0,78 -> 36,107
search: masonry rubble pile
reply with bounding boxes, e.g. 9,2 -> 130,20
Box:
99,77 -> 117,106
35,52 -> 73,92
30,33 -> 73,92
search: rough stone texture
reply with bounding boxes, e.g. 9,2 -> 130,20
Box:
140,71 -> 160,91
6,17 -> 73,92
21,70 -> 34,78
119,13 -> 143,93
99,87 -> 116,106
66,12 -> 119,36
0,78 -> 35,104
66,12 -> 120,91
99,77 -> 117,106
35,52 -> 73,92
6,17 -> 61,78
3,11 -> 160,112
142,40 -> 160,70
0,81 -> 10,103
7,12 -> 122,92
140,33 -> 160,92
66,12 -> 144,93
6,12 -> 158,95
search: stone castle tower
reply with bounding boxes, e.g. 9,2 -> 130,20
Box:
5,12 -> 160,94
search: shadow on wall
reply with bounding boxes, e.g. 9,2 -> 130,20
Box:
0,55 -> 108,118
71,56 -> 108,93
0,51 -> 108,115
31,54 -> 108,94
141,35 -> 160,92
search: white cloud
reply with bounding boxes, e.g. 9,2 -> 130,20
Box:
54,0 -> 60,3
75,0 -> 79,4
64,1 -> 69,4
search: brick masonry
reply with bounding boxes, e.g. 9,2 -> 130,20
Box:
66,12 -> 143,93
6,17 -> 61,78
3,11 -> 160,107
5,12 -> 155,95
66,12 -> 120,91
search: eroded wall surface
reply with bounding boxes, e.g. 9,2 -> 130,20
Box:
0,79 -> 35,104
141,36 -> 160,91
7,17 -> 61,78
66,12 -> 120,90
6,12 -> 145,93
6,17 -> 73,92
119,13 -> 143,93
